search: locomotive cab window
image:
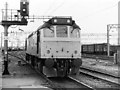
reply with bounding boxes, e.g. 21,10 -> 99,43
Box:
56,26 -> 68,37
43,27 -> 54,37
70,27 -> 80,38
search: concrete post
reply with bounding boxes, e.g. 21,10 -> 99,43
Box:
107,25 -> 110,56
2,25 -> 10,75
117,46 -> 120,65
2,2 -> 10,75
114,53 -> 117,64
118,2 -> 120,45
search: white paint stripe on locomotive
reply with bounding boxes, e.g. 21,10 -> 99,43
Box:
41,38 -> 81,42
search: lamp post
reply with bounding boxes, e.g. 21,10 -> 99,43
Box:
107,25 -> 110,56
2,2 -> 10,75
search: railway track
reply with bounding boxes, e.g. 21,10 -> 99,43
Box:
8,51 -> 94,90
48,77 -> 94,90
79,67 -> 120,86
68,77 -> 94,89
8,51 -> 120,89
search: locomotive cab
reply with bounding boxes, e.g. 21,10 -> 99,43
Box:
40,17 -> 82,77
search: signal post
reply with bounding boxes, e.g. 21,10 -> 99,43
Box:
1,0 -> 29,75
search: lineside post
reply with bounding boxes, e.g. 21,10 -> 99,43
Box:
107,25 -> 110,56
2,25 -> 10,75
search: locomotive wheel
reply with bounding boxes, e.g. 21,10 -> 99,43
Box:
31,56 -> 35,67
64,70 -> 68,77
64,61 -> 69,77
34,57 -> 38,69
38,61 -> 43,73
25,54 -> 27,61
26,54 -> 29,62
29,56 -> 32,65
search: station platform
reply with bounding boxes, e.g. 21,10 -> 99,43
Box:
81,58 -> 120,78
0,51 -> 51,90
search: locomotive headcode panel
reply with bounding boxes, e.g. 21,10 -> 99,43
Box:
26,17 -> 82,77
56,26 -> 68,37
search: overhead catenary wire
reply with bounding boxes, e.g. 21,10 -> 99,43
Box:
79,2 -> 118,20
48,0 -> 66,15
42,0 -> 57,15
44,0 -> 67,15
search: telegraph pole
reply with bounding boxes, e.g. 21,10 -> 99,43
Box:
2,2 -> 10,75
107,25 -> 110,56
2,25 -> 10,75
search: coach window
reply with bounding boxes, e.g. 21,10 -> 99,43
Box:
43,27 -> 54,37
70,27 -> 80,38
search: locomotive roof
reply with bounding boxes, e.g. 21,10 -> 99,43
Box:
28,17 -> 80,38
38,17 -> 80,30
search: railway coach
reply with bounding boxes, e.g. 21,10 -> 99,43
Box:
25,16 -> 82,77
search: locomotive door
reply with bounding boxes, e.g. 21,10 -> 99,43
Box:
37,31 -> 40,54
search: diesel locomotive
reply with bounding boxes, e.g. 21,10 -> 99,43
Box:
25,16 -> 82,77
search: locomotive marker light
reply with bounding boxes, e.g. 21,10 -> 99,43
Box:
54,19 -> 57,23
67,19 -> 70,23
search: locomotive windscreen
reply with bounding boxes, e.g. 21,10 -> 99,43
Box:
56,26 -> 68,37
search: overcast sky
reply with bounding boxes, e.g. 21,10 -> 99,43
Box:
0,0 -> 120,45
0,0 -> 119,33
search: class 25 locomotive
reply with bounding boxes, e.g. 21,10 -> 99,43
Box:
27,16 -> 82,77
